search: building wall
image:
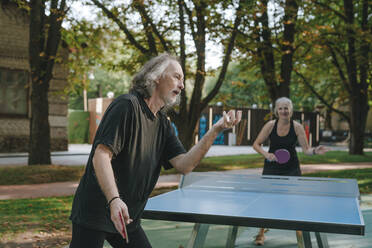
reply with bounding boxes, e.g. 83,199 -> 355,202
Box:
0,3 -> 69,152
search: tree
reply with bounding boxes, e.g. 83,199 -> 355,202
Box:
28,0 -> 67,164
296,0 -> 371,154
91,0 -> 245,149
236,0 -> 299,105
63,19 -> 107,110
205,62 -> 270,108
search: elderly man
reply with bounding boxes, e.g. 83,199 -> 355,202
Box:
69,53 -> 242,247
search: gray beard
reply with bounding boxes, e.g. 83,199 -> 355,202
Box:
162,94 -> 181,112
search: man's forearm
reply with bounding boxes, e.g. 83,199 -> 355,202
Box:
93,150 -> 119,202
174,125 -> 222,174
171,110 -> 241,174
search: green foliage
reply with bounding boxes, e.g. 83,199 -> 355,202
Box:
89,68 -> 131,98
205,62 -> 271,108
297,0 -> 371,109
63,13 -> 135,110
68,67 -> 131,110
62,19 -> 107,93
68,110 -> 90,143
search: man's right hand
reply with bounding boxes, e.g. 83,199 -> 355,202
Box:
110,198 -> 133,239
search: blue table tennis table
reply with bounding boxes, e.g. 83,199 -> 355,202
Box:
143,172 -> 365,248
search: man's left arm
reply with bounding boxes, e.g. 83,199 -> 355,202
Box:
170,110 -> 242,174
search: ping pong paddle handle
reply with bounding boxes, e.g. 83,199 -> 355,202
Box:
119,212 -> 129,243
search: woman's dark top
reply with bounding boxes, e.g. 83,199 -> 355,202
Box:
262,119 -> 301,176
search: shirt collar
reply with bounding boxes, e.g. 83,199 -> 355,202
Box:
131,90 -> 156,120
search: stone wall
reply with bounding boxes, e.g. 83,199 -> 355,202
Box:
0,3 -> 69,152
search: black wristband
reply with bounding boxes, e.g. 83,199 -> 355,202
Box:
107,196 -> 120,208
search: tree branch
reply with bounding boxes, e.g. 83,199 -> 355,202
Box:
182,0 -> 197,42
178,0 -> 187,116
201,0 -> 243,109
132,1 -> 170,52
325,42 -> 352,94
133,2 -> 157,55
45,0 -> 66,82
91,0 -> 150,55
312,0 -> 347,21
295,69 -> 350,123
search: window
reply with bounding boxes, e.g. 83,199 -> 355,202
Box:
0,68 -> 29,116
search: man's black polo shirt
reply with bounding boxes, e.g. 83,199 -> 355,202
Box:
70,91 -> 186,233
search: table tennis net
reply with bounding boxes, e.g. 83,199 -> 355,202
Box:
179,172 -> 360,198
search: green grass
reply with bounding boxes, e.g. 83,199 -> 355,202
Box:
305,168 -> 372,193
0,165 -> 85,185
0,187 -> 177,241
161,153 -> 265,175
1,151 -> 372,185
298,151 -> 372,164
162,151 -> 372,175
0,195 -> 73,240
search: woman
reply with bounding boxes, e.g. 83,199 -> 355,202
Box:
252,97 -> 329,246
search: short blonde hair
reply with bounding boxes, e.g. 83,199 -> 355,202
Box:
274,97 -> 293,118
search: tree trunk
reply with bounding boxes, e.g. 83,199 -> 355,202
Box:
256,0 -> 278,103
344,0 -> 369,154
325,108 -> 333,130
174,0 -> 243,150
28,0 -> 65,165
255,0 -> 298,105
279,0 -> 298,97
28,78 -> 51,164
176,116 -> 198,150
349,96 -> 368,154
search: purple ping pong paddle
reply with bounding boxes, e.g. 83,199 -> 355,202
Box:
274,149 -> 290,164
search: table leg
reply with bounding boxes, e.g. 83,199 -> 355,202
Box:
225,226 -> 238,248
315,232 -> 329,248
297,231 -> 313,248
187,223 -> 210,248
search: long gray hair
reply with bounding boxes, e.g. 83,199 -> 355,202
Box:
131,53 -> 180,98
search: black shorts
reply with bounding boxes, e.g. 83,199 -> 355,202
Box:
70,222 -> 152,248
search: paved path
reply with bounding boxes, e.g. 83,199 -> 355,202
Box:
0,144 -> 264,166
1,144 -> 372,200
0,144 -> 353,166
1,163 -> 372,200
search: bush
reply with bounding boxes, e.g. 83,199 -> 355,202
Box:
68,110 -> 90,143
